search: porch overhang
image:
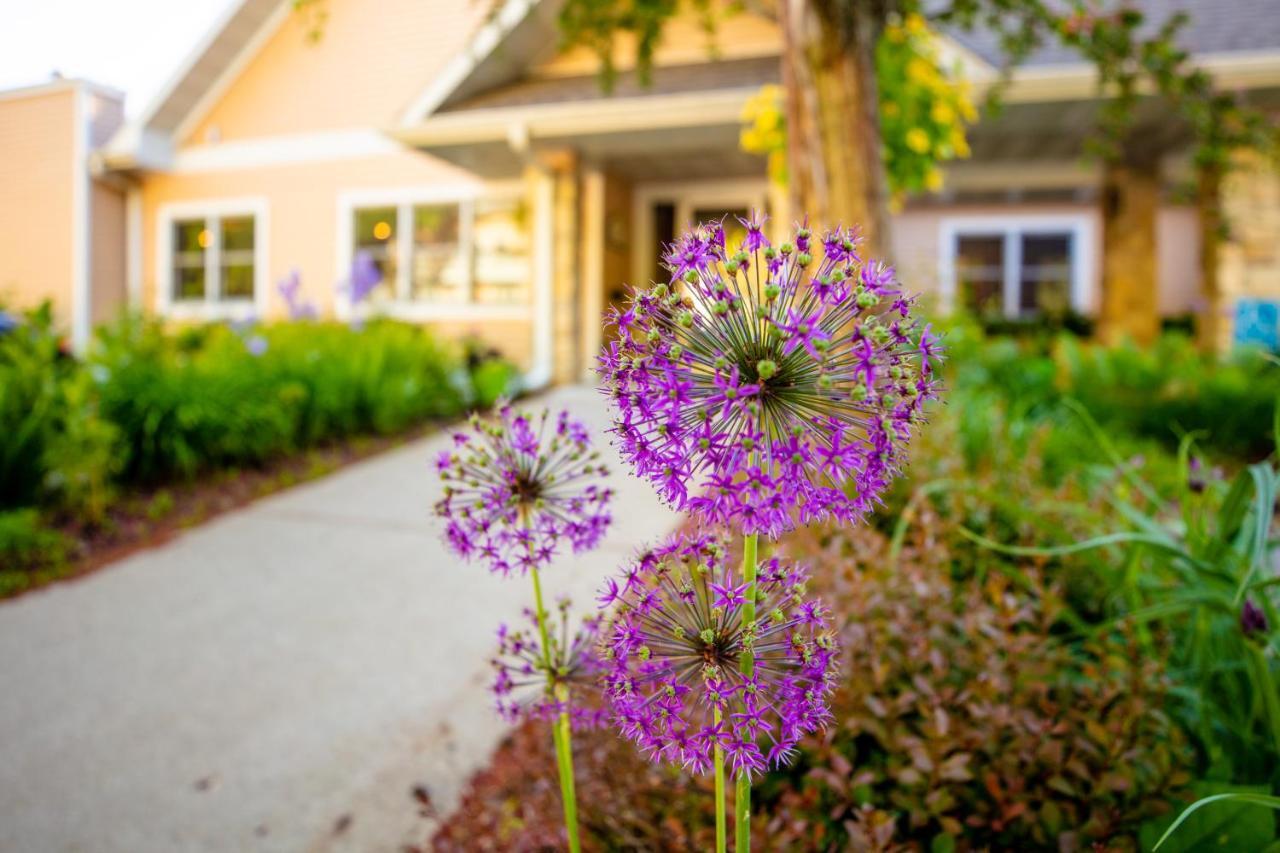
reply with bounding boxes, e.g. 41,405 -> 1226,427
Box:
392,88 -> 764,179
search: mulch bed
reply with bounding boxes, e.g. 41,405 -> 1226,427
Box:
1,423 -> 441,602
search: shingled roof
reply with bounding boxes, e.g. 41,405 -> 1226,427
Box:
947,0 -> 1280,69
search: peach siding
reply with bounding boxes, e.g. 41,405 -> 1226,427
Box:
91,180 -> 127,326
185,0 -> 487,145
0,87 -> 75,321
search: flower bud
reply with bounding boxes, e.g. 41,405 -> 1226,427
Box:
756,359 -> 778,380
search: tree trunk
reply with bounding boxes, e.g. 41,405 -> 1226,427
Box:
1099,149 -> 1161,346
780,0 -> 891,258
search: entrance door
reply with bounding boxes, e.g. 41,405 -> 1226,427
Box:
632,180 -> 769,287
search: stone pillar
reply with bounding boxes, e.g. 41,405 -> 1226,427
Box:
1099,155 -> 1161,346
1211,150 -> 1280,352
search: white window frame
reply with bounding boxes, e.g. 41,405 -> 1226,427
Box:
156,197 -> 270,321
335,182 -> 532,322
938,213 -> 1094,318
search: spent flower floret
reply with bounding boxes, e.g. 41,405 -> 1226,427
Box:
491,598 -> 608,729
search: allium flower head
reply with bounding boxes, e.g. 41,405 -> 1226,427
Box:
491,598 -> 608,729
599,533 -> 837,777
599,213 -> 942,536
435,405 -> 613,575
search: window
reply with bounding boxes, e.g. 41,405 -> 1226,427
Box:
411,204 -> 464,302
346,192 -> 529,309
160,201 -> 266,316
942,217 -> 1089,319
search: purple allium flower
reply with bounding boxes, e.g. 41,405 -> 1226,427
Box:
598,214 -> 942,537
1242,599 -> 1269,637
599,532 -> 838,778
344,249 -> 383,305
277,268 -> 319,320
491,597 -> 608,729
435,405 -> 614,576
245,334 -> 268,357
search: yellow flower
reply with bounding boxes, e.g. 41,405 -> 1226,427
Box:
906,58 -> 934,85
925,168 -> 944,192
930,102 -> 955,125
906,128 -> 931,154
904,13 -> 926,36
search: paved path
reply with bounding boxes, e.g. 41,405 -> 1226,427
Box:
0,386 -> 677,853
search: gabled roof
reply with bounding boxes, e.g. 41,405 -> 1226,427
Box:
399,0 -> 567,124
101,0 -> 287,170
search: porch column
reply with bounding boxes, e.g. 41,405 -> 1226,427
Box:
524,162 -> 556,388
580,164 -> 606,381
531,149 -> 582,385
1099,152 -> 1161,346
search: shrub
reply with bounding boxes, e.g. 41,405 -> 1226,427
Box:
763,522 -> 1192,851
91,316 -> 473,483
940,317 -> 1280,463
0,305 -> 117,520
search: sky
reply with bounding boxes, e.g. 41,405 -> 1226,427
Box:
0,0 -> 238,115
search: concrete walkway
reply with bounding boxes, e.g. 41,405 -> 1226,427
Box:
0,386 -> 677,853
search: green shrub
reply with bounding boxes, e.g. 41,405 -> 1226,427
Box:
0,305 -> 118,520
0,509 -> 69,582
91,316 -> 474,483
939,316 -> 1280,463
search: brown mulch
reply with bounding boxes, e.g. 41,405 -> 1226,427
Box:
2,423 -> 440,602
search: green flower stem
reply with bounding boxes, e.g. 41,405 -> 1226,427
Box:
736,532 -> 758,851
714,706 -> 727,853
529,564 -> 581,853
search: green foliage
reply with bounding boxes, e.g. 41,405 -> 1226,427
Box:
0,305 -> 118,520
0,311 -> 513,582
943,316 -> 1280,461
1147,785 -> 1280,852
91,316 -> 472,483
0,509 -> 69,578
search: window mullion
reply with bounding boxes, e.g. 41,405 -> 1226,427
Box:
461,198 -> 475,305
397,203 -> 412,302
209,216 -> 222,305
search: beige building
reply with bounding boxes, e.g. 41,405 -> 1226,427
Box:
2,0 -> 1278,373
0,78 -> 126,350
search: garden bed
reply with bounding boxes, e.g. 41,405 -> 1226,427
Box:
0,307 -> 518,599
429,321 -> 1280,851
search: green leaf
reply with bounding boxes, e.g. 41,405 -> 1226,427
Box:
1146,786 -> 1280,852
929,833 -> 956,853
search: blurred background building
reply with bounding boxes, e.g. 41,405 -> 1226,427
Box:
1,0 -> 1277,381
